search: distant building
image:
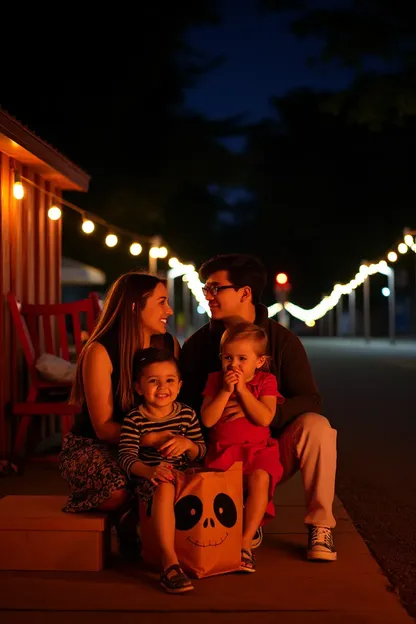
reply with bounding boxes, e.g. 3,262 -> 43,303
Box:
62,256 -> 106,303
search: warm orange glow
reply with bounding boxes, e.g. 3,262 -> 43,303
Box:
276,273 -> 288,285
13,181 -> 24,200
13,171 -> 24,199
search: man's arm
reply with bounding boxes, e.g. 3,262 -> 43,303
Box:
272,333 -> 322,432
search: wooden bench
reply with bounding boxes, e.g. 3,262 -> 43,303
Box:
0,495 -> 109,571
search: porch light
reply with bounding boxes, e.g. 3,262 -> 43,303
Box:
13,171 -> 24,199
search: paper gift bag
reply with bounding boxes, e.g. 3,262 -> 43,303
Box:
139,461 -> 243,579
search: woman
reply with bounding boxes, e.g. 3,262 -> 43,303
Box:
59,271 -> 179,558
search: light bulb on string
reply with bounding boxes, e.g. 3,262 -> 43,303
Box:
387,251 -> 397,262
82,219 -> 95,234
158,246 -> 168,259
130,242 -> 142,256
168,257 -> 179,268
398,243 -> 408,254
48,205 -> 62,220
13,171 -> 24,199
105,233 -> 118,248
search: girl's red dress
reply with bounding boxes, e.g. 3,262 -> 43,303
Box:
203,371 -> 284,523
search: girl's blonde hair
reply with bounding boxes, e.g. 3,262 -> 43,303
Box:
220,321 -> 268,357
71,271 -> 166,411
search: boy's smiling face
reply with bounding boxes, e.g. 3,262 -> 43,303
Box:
136,361 -> 182,410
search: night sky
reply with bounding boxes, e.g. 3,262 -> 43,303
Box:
2,2 -> 413,315
182,0 -> 412,314
185,0 -> 354,130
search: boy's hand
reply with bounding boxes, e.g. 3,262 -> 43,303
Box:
223,369 -> 238,393
148,462 -> 174,485
159,436 -> 193,459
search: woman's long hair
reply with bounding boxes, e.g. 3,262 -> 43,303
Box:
71,271 -> 166,411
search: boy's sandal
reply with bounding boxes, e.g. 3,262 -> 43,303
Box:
240,548 -> 256,573
160,564 -> 194,593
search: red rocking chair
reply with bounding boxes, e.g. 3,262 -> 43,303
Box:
7,292 -> 99,458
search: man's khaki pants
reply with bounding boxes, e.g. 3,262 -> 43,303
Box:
278,413 -> 337,528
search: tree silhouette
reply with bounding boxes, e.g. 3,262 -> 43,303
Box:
261,0 -> 416,126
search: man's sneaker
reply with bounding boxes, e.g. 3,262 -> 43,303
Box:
251,526 -> 263,549
307,526 -> 337,561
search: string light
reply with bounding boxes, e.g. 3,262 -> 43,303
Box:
105,233 -> 118,248
167,261 -> 209,314
12,171 -> 416,324
48,205 -> 62,220
168,257 -> 180,268
82,219 -> 95,234
267,303 -> 283,318
16,173 -> 174,262
150,246 -> 169,259
169,231 -> 416,324
130,242 -> 142,256
271,237 -> 412,323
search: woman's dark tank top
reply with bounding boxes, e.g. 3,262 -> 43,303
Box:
71,331 -> 175,439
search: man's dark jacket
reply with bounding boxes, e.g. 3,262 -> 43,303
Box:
179,304 -> 322,435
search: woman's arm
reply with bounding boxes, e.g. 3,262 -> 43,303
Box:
82,342 -> 121,444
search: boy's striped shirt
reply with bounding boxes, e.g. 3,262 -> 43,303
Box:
118,401 -> 206,477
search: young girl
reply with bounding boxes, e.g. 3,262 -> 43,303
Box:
201,322 -> 284,573
119,348 -> 206,594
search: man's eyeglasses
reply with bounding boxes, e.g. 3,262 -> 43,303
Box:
202,284 -> 238,297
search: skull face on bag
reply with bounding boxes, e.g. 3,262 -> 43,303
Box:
175,492 -> 237,548
139,463 -> 243,578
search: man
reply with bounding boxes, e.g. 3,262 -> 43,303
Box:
179,253 -> 337,562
